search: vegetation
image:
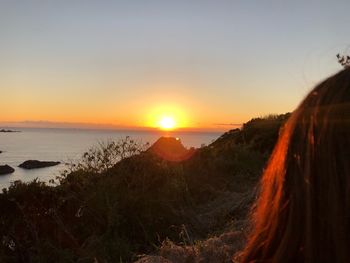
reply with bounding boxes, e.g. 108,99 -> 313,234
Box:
0,114 -> 290,263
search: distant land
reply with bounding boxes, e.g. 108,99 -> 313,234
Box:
0,120 -> 241,132
0,129 -> 20,133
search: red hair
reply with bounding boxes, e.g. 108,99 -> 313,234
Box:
239,68 -> 350,262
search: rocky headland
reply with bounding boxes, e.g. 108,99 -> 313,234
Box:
148,136 -> 196,162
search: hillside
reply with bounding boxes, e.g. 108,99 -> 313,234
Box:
0,114 -> 290,263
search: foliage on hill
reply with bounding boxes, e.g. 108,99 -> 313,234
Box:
0,114 -> 290,262
212,113 -> 291,154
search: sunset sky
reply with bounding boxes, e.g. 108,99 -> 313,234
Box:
1,0 -> 349,131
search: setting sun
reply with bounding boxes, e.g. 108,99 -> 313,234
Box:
145,104 -> 190,130
159,116 -> 176,130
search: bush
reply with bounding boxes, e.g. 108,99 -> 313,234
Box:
62,136 -> 149,175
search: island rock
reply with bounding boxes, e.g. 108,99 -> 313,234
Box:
0,165 -> 15,175
19,160 -> 60,169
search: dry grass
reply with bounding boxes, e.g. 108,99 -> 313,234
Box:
135,231 -> 245,263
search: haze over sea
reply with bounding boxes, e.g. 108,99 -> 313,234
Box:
0,128 -> 221,189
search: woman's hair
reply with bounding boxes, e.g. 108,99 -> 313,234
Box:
239,68 -> 350,262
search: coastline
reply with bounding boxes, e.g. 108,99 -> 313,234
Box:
0,128 -> 221,188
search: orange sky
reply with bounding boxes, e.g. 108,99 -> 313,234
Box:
0,1 -> 347,131
0,66 -> 340,131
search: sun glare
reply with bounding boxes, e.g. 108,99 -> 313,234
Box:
159,116 -> 176,130
145,104 -> 189,130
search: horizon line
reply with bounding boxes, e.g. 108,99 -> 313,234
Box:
0,120 -> 241,133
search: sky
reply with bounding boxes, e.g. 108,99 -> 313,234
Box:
1,0 -> 350,131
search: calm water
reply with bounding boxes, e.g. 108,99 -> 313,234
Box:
0,128 -> 221,189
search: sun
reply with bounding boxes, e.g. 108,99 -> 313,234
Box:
159,116 -> 176,130
145,105 -> 188,130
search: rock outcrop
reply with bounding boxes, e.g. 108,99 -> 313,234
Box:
148,137 -> 196,162
19,160 -> 60,169
0,165 -> 15,175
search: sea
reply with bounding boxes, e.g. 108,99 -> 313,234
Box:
0,128 -> 222,189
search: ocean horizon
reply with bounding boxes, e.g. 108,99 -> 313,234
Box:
0,127 -> 222,189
